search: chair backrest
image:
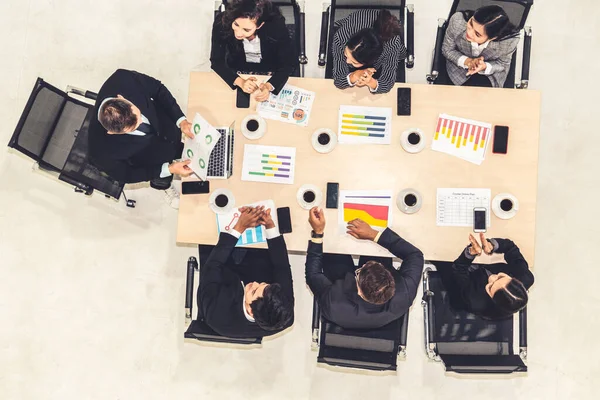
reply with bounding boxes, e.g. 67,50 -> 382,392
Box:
185,319 -> 262,345
449,0 -> 533,31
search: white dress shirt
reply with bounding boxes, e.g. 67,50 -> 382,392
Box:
242,36 -> 262,63
458,40 -> 494,75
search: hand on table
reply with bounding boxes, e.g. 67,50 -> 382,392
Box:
355,68 -> 377,87
237,77 -> 259,94
346,218 -> 378,241
234,206 -> 265,233
258,208 -> 275,229
179,119 -> 194,139
168,160 -> 193,177
308,207 -> 326,234
254,82 -> 273,102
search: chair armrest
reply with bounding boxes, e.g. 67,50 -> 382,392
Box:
519,306 -> 528,360
397,311 -> 409,358
66,86 -> 98,101
405,4 -> 415,69
318,4 -> 330,67
185,256 -> 198,322
297,1 -> 308,66
311,297 -> 320,348
427,19 -> 446,83
517,26 -> 532,89
421,267 -> 437,359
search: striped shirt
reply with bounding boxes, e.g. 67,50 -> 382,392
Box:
332,9 -> 407,94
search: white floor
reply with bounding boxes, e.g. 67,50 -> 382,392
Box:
1,0 -> 598,399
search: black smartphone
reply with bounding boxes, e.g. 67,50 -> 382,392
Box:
326,182 -> 339,209
493,125 -> 509,154
236,88 -> 250,108
397,87 -> 411,116
277,207 -> 292,234
473,207 -> 487,233
181,180 -> 210,195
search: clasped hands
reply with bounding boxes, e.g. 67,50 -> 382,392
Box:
235,77 -> 273,102
233,206 -> 275,233
465,56 -> 488,76
308,206 -> 378,241
468,233 -> 494,256
350,68 -> 377,88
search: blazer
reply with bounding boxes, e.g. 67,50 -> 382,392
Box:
305,228 -> 424,330
210,14 -> 297,95
451,238 -> 534,319
199,233 -> 294,338
442,12 -> 520,88
88,69 -> 185,183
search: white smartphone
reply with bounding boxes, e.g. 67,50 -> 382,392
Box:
473,207 -> 487,233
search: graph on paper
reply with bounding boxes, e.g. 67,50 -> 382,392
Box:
338,105 -> 392,144
216,200 -> 277,246
338,190 -> 393,233
436,188 -> 491,227
241,144 -> 296,185
432,114 -> 492,165
256,84 -> 315,127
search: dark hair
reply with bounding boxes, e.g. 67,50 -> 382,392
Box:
357,261 -> 395,305
221,0 -> 282,35
346,10 -> 401,65
492,277 -> 528,314
250,283 -> 293,331
462,5 -> 519,41
98,99 -> 137,133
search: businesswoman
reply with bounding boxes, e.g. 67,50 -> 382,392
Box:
440,233 -> 534,320
210,0 -> 297,101
331,9 -> 407,94
441,5 -> 520,88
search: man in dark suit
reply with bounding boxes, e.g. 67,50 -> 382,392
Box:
305,207 -> 424,330
199,206 -> 294,338
89,69 -> 194,208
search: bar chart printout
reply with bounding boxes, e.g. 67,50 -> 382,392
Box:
338,105 -> 392,145
242,144 -> 296,185
432,114 -> 492,165
216,200 -> 277,246
436,188 -> 491,227
338,190 -> 394,234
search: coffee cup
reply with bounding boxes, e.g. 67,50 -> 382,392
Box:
401,128 -> 426,154
397,189 -> 422,214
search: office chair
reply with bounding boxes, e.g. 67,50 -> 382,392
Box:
427,0 -> 533,89
421,266 -> 528,374
7,78 -> 135,207
216,0 -> 308,77
311,297 -> 409,371
184,250 -> 263,345
317,0 -> 415,83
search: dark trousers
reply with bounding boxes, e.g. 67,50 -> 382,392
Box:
434,57 -> 493,88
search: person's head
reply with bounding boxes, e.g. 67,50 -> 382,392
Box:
486,273 -> 528,314
245,281 -> 293,331
98,95 -> 142,134
464,5 -> 516,44
355,261 -> 395,305
222,0 -> 279,40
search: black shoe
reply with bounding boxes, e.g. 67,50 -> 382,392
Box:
150,176 -> 173,190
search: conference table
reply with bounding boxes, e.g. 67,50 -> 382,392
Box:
178,72 -> 541,265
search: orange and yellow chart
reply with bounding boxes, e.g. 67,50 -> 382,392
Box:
338,190 -> 393,234
431,114 -> 492,165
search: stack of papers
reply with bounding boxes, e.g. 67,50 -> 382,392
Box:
182,113 -> 222,180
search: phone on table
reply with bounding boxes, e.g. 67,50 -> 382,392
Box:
326,182 -> 339,209
181,180 -> 210,195
236,88 -> 250,108
473,207 -> 487,233
493,125 -> 509,154
397,87 -> 411,116
277,207 -> 293,234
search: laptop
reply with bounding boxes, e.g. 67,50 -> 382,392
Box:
208,122 -> 235,179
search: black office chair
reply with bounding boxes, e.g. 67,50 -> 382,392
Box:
311,298 -> 409,371
184,249 -> 263,345
7,78 -> 135,207
421,266 -> 528,374
216,0 -> 308,77
317,0 -> 415,83
427,0 -> 533,89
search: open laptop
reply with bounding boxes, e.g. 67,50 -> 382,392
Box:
207,122 -> 235,179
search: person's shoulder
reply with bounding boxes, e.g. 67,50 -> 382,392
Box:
261,16 -> 289,39
449,12 -> 467,27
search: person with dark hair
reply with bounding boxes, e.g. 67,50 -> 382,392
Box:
331,9 -> 407,94
305,207 -> 424,329
199,206 -> 294,337
441,5 -> 520,88
445,233 -> 534,320
89,69 -> 195,208
210,0 -> 297,102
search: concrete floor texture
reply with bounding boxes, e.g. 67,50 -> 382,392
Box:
0,0 -> 598,399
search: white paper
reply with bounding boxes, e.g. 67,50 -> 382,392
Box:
216,200 -> 277,246
241,144 -> 296,185
256,84 -> 315,127
338,105 -> 392,145
338,190 -> 394,234
436,188 -> 491,227
182,113 -> 222,180
431,114 -> 492,165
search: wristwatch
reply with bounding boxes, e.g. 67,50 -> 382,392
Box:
311,230 -> 324,239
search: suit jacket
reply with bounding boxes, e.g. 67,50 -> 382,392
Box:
210,14 -> 297,95
442,12 -> 519,88
88,69 -> 185,183
451,238 -> 534,319
305,228 -> 424,329
199,233 -> 294,338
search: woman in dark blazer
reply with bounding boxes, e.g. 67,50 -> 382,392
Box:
210,0 -> 297,101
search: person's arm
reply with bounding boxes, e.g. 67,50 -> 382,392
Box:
331,30 -> 352,90
484,37 -> 519,75
263,19 -> 296,95
266,230 -> 294,300
128,70 -> 185,125
210,17 -> 240,90
370,37 -> 406,94
92,154 -> 162,183
491,238 -> 534,289
305,240 -> 334,300
442,13 -> 469,68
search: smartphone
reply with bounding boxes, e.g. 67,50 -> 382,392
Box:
493,126 -> 509,154
236,88 -> 250,108
326,182 -> 339,209
277,207 -> 292,234
397,87 -> 411,116
181,180 -> 210,195
473,207 -> 487,233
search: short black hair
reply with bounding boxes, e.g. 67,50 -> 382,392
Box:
346,28 -> 384,66
250,283 -> 293,331
492,278 -> 528,314
98,98 -> 137,133
357,261 -> 395,305
462,5 -> 518,41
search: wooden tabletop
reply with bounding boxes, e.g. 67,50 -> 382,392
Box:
178,72 -> 540,264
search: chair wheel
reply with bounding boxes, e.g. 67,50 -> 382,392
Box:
126,200 -> 136,208
84,189 -> 93,196
74,188 -> 84,193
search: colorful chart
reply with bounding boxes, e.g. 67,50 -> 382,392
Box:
257,84 -> 315,127
182,113 -> 221,179
431,114 -> 492,165
242,144 -> 296,185
338,190 -> 394,233
343,203 -> 389,228
338,106 -> 392,144
216,200 -> 277,246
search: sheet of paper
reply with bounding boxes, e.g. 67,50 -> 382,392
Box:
216,200 -> 277,246
431,114 -> 492,165
241,144 -> 296,185
256,84 -> 315,127
338,190 -> 394,234
436,188 -> 491,227
182,113 -> 222,180
338,105 -> 392,145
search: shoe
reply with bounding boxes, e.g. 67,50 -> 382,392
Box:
164,184 -> 180,209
